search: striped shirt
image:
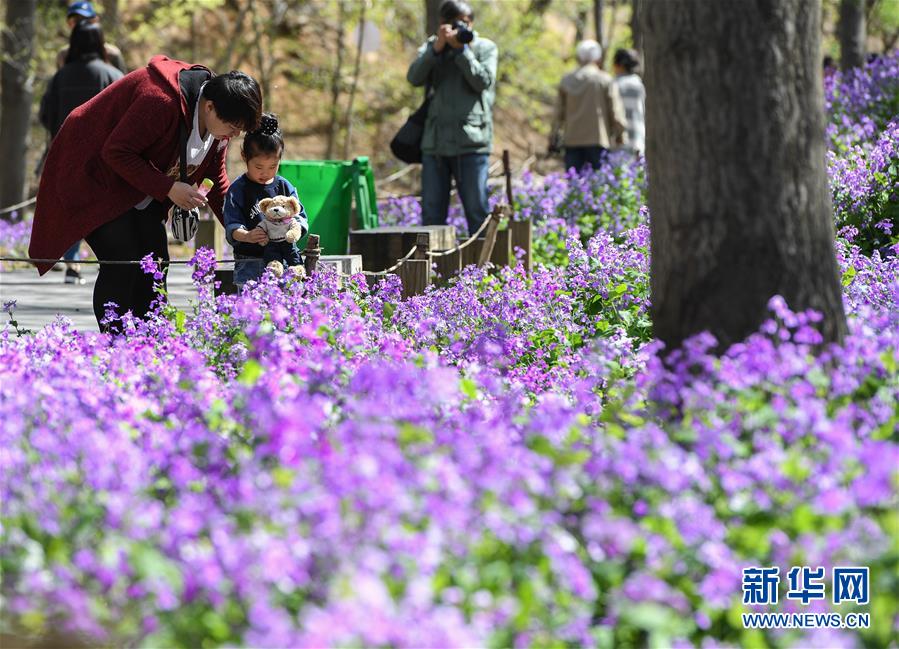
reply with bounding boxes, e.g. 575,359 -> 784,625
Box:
615,73 -> 646,154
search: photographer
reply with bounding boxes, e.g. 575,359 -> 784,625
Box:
407,0 -> 497,237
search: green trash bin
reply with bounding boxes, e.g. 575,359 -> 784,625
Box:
278,157 -> 379,255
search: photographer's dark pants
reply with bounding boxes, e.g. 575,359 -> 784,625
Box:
85,202 -> 169,331
564,146 -> 608,172
421,153 -> 489,237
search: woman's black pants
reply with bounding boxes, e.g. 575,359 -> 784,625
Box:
84,202 -> 169,331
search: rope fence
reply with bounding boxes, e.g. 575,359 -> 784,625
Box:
0,257 -> 235,266
0,196 -> 37,216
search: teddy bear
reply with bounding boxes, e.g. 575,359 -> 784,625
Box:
256,195 -> 306,278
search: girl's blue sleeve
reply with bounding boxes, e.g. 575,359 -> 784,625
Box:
284,177 -> 309,237
223,179 -> 247,246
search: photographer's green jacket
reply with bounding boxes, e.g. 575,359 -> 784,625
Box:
407,34 -> 498,157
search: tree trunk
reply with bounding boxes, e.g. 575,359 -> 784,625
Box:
838,0 -> 866,70
602,0 -> 618,67
101,0 -> 119,42
343,1 -> 367,159
575,8 -> 588,45
593,0 -> 604,44
215,0 -> 252,72
630,0 -> 643,52
425,0 -> 442,37
0,0 -> 37,220
643,0 -> 847,351
325,0 -> 347,159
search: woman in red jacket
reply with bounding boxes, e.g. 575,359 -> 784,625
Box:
29,55 -> 261,330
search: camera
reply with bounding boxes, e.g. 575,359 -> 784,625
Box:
453,20 -> 474,44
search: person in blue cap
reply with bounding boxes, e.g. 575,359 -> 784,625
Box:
56,2 -> 126,73
42,1 -> 127,279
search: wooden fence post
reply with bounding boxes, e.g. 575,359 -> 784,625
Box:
304,234 -> 321,275
434,249 -> 461,282
398,259 -> 429,298
510,217 -> 532,274
503,149 -> 513,207
477,207 -> 501,267
195,219 -> 225,258
413,232 -> 430,260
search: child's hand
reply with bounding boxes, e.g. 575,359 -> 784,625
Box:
236,227 -> 268,245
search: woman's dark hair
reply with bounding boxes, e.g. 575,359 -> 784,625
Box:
439,0 -> 474,22
613,48 -> 640,74
65,21 -> 106,64
241,113 -> 284,159
202,71 -> 262,133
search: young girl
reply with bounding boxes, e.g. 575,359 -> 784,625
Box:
224,113 -> 308,289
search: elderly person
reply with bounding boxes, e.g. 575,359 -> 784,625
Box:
407,0 -> 498,237
551,39 -> 627,171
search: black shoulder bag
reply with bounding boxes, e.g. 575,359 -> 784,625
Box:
170,122 -> 200,242
390,84 -> 431,164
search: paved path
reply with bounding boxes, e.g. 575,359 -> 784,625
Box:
0,264 -> 208,332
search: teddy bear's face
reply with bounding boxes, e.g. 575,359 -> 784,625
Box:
258,196 -> 301,224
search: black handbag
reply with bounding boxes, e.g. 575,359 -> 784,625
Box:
170,121 -> 200,242
390,86 -> 431,164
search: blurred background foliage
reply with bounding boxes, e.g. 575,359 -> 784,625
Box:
5,0 -> 899,195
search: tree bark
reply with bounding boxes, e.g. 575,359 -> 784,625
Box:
0,0 -> 37,220
343,1 -> 367,159
630,0 -> 643,52
101,0 -> 119,42
838,0 -> 866,70
215,0 -> 252,72
325,0 -> 347,159
593,0 -> 604,44
575,8 -> 588,45
602,0 -> 618,67
643,0 -> 847,351
425,0 -> 442,38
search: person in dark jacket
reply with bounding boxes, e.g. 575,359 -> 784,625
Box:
30,55 -> 262,331
56,2 -> 126,73
407,0 -> 497,237
40,22 -> 123,285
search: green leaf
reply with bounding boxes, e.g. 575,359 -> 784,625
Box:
272,466 -> 295,488
237,359 -> 263,386
398,422 -> 434,449
460,378 -> 478,400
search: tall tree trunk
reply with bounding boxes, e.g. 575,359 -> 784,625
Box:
0,0 -> 37,220
101,0 -> 119,42
602,0 -> 618,67
575,8 -> 588,45
425,0 -> 441,37
343,1 -> 367,159
215,0 -> 252,72
630,0 -> 643,52
325,0 -> 347,159
251,0 -> 272,102
643,0 -> 847,351
593,0 -> 604,44
838,0 -> 866,70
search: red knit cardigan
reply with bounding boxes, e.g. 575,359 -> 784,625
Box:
29,56 -> 231,275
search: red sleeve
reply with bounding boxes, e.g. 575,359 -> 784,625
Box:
100,91 -> 179,202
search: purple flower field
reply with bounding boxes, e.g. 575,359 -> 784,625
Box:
1,56 -> 898,648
